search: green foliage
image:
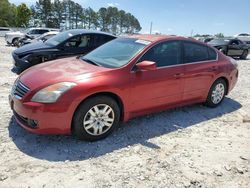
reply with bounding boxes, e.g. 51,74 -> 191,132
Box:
215,33 -> 224,38
0,0 -> 16,27
16,3 -> 32,27
31,0 -> 141,34
0,0 -> 142,34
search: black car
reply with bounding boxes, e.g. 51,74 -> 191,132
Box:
208,38 -> 249,59
12,29 -> 116,74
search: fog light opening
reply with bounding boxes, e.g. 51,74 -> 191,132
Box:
27,119 -> 39,128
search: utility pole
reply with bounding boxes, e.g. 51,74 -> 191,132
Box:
190,29 -> 194,37
150,22 -> 153,34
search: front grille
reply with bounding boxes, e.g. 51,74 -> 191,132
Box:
12,80 -> 30,99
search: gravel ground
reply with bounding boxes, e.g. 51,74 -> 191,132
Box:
0,37 -> 249,188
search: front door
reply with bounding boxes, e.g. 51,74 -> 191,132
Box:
130,41 -> 184,112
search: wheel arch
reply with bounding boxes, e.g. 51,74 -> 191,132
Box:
213,76 -> 229,95
71,91 -> 125,131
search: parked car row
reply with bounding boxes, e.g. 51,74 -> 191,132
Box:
12,29 -> 116,74
208,38 -> 249,59
17,31 -> 59,47
5,27 -> 59,46
8,30 -> 239,141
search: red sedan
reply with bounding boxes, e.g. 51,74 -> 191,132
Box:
9,35 -> 239,141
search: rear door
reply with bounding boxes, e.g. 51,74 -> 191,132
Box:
182,41 -> 218,102
130,40 -> 185,112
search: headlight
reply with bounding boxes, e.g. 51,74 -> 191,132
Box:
31,82 -> 76,103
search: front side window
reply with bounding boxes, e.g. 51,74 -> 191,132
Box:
64,35 -> 91,48
46,31 -> 74,46
184,42 -> 209,63
139,41 -> 181,67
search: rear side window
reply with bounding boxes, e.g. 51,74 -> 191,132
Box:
183,42 -> 209,63
38,29 -> 49,34
208,47 -> 217,60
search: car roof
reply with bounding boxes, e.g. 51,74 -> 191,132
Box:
63,29 -> 116,37
125,34 -> 202,44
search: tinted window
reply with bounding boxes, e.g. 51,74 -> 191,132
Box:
65,35 -> 91,48
229,40 -> 240,45
92,34 -> 115,47
140,41 -> 181,67
46,31 -> 73,46
37,29 -> 49,34
184,42 -> 209,63
208,47 -> 217,60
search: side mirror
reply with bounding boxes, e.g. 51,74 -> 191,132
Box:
136,61 -> 157,71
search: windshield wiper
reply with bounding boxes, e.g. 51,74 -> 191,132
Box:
81,57 -> 102,67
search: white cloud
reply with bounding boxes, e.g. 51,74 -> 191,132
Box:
107,2 -> 119,7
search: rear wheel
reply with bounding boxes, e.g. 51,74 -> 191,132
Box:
205,79 -> 227,108
73,96 -> 120,141
241,50 -> 248,60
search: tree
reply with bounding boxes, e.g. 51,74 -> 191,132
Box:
16,3 -> 32,27
98,7 -> 108,31
215,33 -> 224,38
34,0 -> 54,27
85,7 -> 98,29
0,0 -> 16,27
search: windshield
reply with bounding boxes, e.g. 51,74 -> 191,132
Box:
208,39 -> 229,45
82,38 -> 149,68
45,31 -> 73,46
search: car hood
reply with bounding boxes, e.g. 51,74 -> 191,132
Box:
19,57 -> 111,89
14,41 -> 52,55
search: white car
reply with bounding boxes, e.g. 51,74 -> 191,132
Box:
235,33 -> 250,44
5,28 -> 59,46
0,27 -> 12,37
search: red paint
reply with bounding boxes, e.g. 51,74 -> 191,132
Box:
9,35 -> 238,135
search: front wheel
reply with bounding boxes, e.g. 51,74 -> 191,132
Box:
73,96 -> 120,141
205,79 -> 227,108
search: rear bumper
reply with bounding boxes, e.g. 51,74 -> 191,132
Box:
9,94 -> 72,135
228,69 -> 238,93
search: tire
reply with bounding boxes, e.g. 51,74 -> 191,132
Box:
205,79 -> 227,108
12,38 -> 19,46
240,50 -> 248,60
73,96 -> 120,141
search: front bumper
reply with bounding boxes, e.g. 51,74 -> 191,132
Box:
9,94 -> 73,135
12,52 -> 30,74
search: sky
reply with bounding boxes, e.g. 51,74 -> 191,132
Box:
9,0 -> 250,36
